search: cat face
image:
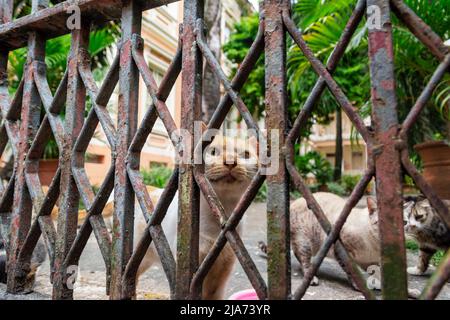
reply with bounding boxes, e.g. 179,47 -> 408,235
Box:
403,199 -> 434,235
204,135 -> 258,185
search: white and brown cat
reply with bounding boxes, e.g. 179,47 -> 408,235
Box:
133,133 -> 259,299
290,192 -> 380,286
40,132 -> 258,299
403,196 -> 450,276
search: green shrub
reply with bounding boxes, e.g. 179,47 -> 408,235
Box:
406,239 -> 419,251
340,174 -> 361,194
307,183 -> 320,194
406,239 -> 444,266
326,182 -> 346,196
141,166 -> 173,188
432,250 -> 445,266
295,150 -> 333,186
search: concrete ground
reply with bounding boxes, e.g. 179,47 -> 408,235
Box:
1,201 -> 449,300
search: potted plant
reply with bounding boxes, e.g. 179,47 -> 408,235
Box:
412,59 -> 450,200
414,135 -> 450,200
39,139 -> 59,186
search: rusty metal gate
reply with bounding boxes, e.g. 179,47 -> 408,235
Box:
0,0 -> 449,300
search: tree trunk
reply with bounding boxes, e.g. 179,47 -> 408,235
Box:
334,108 -> 343,181
202,0 -> 222,123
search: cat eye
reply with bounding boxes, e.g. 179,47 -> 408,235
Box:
209,147 -> 220,156
240,151 -> 251,159
415,214 -> 424,220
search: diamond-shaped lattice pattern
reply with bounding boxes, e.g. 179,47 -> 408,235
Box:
0,0 -> 449,300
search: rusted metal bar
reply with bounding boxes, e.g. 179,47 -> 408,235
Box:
109,0 -> 142,300
400,150 -> 450,229
7,0 -> 47,294
286,157 -> 375,300
78,51 -> 117,148
122,169 -> 179,299
390,0 -> 448,62
131,35 -> 179,144
190,172 -> 267,299
195,19 -> 261,137
175,0 -> 203,300
264,0 -> 291,299
128,45 -> 182,154
16,96 -> 61,282
421,248 -> 450,300
0,0 -> 13,24
52,18 -> 90,300
67,35 -> 134,294
193,170 -> 267,298
286,0 -> 367,143
292,164 -> 375,299
33,62 -> 66,148
207,22 -> 264,132
64,172 -> 114,267
71,48 -> 119,212
0,0 -> 14,250
121,40 -> 182,298
367,0 -> 407,299
64,166 -> 114,292
72,109 -> 103,210
6,77 -> 24,121
400,54 -> 450,138
49,69 -> 68,114
0,0 -> 180,50
283,12 -> 371,144
96,52 -> 120,106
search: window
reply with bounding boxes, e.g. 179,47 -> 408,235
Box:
326,153 -> 335,165
352,151 -> 364,170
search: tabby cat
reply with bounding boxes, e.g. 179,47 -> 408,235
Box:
403,196 -> 450,275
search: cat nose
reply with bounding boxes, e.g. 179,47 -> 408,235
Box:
224,159 -> 237,169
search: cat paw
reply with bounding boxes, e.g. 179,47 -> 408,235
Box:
407,289 -> 421,299
407,266 -> 427,276
310,276 -> 320,286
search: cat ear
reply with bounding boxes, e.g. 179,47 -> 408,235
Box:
201,121 -> 208,133
367,197 -> 377,215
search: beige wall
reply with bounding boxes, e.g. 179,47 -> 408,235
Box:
308,112 -> 369,175
80,1 -> 252,186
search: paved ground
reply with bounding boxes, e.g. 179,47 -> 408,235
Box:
1,201 -> 449,300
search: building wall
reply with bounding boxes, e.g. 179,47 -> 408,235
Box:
83,1 -> 253,186
307,111 -> 369,175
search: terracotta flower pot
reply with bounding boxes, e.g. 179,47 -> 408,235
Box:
39,159 -> 59,186
414,141 -> 450,200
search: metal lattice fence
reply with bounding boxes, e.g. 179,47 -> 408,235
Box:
0,0 -> 449,300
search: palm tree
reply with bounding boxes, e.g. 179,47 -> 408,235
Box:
289,0 -> 449,166
288,0 -> 369,181
1,2 -> 119,181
